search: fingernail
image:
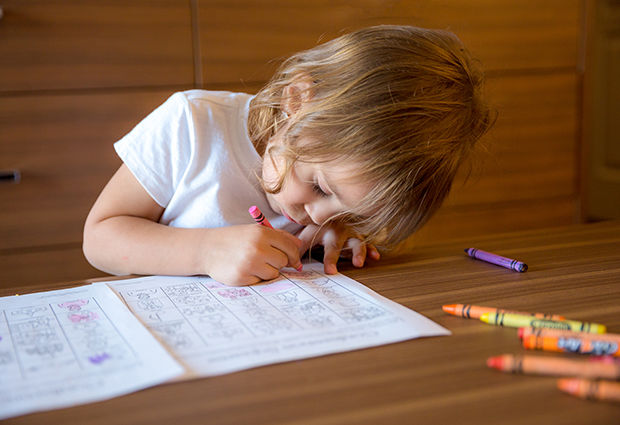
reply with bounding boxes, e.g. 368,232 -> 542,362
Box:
355,255 -> 364,267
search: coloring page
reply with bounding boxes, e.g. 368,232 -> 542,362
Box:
102,262 -> 449,376
0,284 -> 183,420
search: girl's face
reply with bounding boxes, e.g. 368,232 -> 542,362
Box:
262,137 -> 371,227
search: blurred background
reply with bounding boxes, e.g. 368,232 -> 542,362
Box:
1,0 -> 618,287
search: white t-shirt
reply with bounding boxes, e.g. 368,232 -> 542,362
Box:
114,90 -> 301,234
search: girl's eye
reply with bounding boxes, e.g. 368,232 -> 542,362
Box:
312,183 -> 328,197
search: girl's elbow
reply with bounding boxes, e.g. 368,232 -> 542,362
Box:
82,222 -> 117,275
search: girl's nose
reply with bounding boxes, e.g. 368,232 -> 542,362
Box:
305,200 -> 339,226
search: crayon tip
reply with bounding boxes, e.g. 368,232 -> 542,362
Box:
296,264 -> 303,272
442,304 -> 457,315
248,205 -> 259,215
557,378 -> 580,395
588,356 -> 620,364
479,312 -> 490,324
486,355 -> 504,370
518,327 -> 525,339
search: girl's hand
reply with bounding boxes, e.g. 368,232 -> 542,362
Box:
296,222 -> 380,274
202,224 -> 303,286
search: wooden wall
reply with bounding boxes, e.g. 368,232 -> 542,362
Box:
0,0 -> 583,286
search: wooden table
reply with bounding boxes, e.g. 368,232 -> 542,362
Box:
3,221 -> 620,424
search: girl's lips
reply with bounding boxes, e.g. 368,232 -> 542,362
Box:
282,210 -> 298,224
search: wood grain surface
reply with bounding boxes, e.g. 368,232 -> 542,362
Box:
2,220 -> 619,424
0,0 -> 194,91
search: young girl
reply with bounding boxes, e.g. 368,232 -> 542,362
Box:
83,25 -> 492,286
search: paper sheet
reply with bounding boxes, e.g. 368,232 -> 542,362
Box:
0,284 -> 184,420
103,261 -> 449,377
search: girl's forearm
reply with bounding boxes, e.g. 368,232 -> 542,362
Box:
83,215 -> 209,276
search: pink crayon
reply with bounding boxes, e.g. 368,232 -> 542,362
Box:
465,247 -> 528,272
248,205 -> 273,229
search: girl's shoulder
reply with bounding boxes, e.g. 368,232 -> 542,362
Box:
174,89 -> 253,110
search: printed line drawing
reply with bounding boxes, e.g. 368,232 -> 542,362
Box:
0,284 -> 183,421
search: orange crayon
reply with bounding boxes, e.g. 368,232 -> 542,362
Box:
522,333 -> 620,357
486,354 -> 620,379
442,304 -> 565,320
557,379 -> 620,402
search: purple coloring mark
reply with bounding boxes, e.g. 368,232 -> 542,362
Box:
88,352 -> 111,364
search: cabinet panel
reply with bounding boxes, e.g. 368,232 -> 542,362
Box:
583,0 -> 620,219
0,89 -> 176,250
198,0 -> 579,85
446,72 -> 578,206
0,0 -> 194,91
0,247 -> 105,287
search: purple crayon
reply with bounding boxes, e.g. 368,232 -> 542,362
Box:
465,248 -> 528,272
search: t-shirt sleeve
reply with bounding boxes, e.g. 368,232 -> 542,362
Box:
114,92 -> 193,207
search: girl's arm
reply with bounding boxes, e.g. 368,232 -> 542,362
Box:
83,165 -> 303,286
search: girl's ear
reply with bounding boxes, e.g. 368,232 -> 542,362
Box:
281,75 -> 314,117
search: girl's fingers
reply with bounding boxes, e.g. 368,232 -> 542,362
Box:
345,237 -> 367,267
264,247 -> 289,271
367,244 -> 381,260
269,228 -> 304,271
252,262 -> 282,282
296,224 -> 320,254
322,229 -> 347,274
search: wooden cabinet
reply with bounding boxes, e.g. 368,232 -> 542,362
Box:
0,0 -> 194,91
0,90 -> 175,250
197,0 -> 582,248
198,0 -> 579,84
583,0 -> 620,220
1,0 -> 586,285
0,1 -> 194,286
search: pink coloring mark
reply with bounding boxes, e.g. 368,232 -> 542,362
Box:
204,280 -> 227,289
69,311 -> 99,323
217,288 -> 251,300
58,299 -> 88,311
258,280 -> 295,294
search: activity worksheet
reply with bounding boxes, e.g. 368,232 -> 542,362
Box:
103,261 -> 449,377
0,284 -> 184,420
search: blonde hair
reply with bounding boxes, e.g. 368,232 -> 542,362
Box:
248,25 -> 494,248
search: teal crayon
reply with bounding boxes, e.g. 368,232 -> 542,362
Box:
465,248 -> 528,272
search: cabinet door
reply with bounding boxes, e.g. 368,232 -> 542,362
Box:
197,0 -> 579,85
0,90 -> 175,250
0,0 -> 194,91
583,0 -> 620,219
